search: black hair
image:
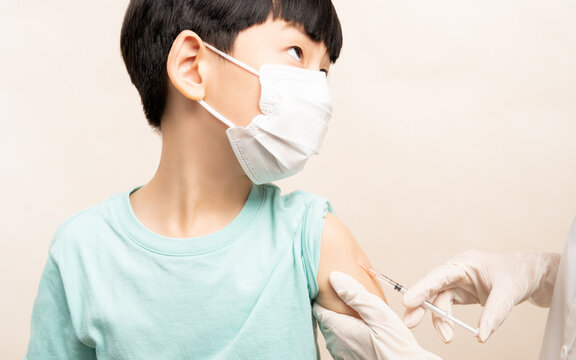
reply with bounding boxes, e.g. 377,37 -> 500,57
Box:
120,0 -> 343,131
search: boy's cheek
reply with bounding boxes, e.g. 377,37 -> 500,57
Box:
203,69 -> 262,127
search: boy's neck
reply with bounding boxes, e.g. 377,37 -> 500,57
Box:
129,108 -> 253,239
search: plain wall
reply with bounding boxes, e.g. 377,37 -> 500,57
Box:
2,0 -> 575,358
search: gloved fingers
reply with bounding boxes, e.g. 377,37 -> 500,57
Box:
313,302 -> 351,328
450,286 -> 481,305
313,302 -> 367,332
430,290 -> 455,343
322,274 -> 444,360
313,302 -> 337,328
329,271 -> 396,327
403,264 -> 468,309
403,305 -> 426,328
476,282 -> 516,343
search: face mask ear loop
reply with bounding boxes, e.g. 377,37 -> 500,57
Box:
197,100 -> 236,128
203,43 -> 260,77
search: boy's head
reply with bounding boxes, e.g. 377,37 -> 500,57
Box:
120,0 -> 343,131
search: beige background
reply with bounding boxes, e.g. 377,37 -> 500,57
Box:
2,0 -> 575,358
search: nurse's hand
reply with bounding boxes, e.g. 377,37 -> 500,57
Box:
313,271 -> 441,360
403,251 -> 561,343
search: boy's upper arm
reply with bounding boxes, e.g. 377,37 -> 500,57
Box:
315,213 -> 387,317
27,255 -> 96,360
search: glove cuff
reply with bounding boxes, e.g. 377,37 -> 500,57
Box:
527,252 -> 561,307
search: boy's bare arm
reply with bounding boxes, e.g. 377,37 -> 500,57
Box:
315,213 -> 387,318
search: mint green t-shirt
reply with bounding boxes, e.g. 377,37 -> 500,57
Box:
26,184 -> 334,360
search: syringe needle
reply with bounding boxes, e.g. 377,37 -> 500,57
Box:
359,263 -> 479,336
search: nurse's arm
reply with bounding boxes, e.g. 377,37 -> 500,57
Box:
315,213 -> 387,318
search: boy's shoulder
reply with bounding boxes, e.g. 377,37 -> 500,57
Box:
260,183 -> 333,215
48,191 -> 125,257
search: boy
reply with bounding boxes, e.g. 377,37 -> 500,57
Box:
26,0 -> 386,358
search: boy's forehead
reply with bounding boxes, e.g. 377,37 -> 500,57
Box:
268,18 -> 315,42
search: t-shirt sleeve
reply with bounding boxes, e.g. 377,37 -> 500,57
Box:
300,195 -> 335,301
26,254 -> 96,360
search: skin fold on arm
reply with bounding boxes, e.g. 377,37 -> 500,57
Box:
316,213 -> 387,318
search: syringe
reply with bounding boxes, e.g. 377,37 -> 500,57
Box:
360,264 -> 479,336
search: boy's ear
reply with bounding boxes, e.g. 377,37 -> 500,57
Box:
166,30 -> 207,101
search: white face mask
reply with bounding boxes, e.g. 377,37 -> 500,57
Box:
198,43 -> 333,185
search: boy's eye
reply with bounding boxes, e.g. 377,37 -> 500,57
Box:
287,46 -> 303,62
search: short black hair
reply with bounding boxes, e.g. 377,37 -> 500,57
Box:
120,0 -> 343,131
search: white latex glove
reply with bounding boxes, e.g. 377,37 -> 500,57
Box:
402,250 -> 561,343
313,271 -> 441,360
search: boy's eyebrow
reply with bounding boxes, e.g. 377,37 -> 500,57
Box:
282,23 -> 330,58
